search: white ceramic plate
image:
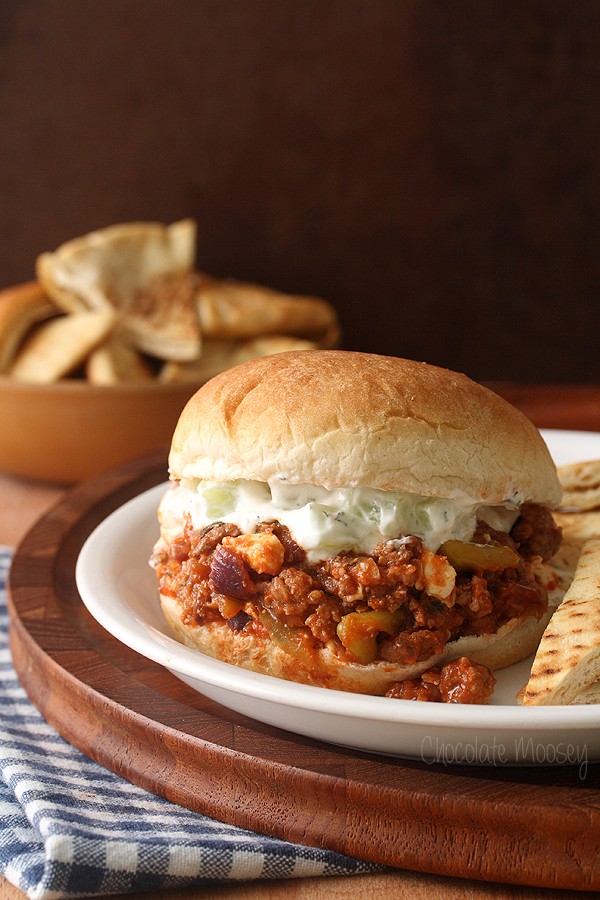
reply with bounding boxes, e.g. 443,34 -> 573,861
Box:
76,430 -> 600,766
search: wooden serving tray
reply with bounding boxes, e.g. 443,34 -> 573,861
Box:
7,453 -> 600,892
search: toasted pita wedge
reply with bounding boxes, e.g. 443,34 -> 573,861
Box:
159,335 -> 317,384
0,282 -> 58,373
86,332 -> 154,385
197,273 -> 338,341
36,219 -> 200,360
522,538 -> 600,705
9,309 -> 116,383
559,458 -> 600,511
229,335 -> 316,364
37,219 -> 196,313
118,271 -> 202,361
159,339 -> 237,384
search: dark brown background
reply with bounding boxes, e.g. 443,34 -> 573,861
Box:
1,0 -> 599,383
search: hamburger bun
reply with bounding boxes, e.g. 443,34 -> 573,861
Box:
169,350 -> 561,506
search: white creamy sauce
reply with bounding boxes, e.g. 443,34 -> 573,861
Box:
159,478 -> 521,562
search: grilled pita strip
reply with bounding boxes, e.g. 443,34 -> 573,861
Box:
553,510 -> 600,554
559,458 -> 600,511
566,680 -> 600,704
522,538 -> 600,705
546,534 -> 585,595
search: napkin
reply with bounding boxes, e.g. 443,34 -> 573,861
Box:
0,549 -> 381,899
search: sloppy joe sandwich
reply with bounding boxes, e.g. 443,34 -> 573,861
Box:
150,350 -> 565,703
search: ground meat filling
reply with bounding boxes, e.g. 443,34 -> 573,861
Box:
151,502 -> 561,679
385,657 -> 497,704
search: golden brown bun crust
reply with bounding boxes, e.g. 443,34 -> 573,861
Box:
160,594 -> 555,695
168,350 -> 561,507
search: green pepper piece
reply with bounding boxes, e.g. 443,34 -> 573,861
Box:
337,609 -> 404,664
439,540 -> 520,573
258,609 -> 314,666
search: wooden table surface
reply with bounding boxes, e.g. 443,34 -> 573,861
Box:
1,383 -> 599,900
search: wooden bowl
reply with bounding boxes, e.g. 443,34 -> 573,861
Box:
0,281 -> 340,483
0,376 -> 198,483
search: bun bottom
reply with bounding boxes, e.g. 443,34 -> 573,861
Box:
160,594 -> 556,696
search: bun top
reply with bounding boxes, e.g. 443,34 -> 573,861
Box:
169,350 -> 562,507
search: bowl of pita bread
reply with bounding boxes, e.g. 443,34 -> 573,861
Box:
0,219 -> 339,483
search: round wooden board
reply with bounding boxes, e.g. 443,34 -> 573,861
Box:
6,452 -> 600,892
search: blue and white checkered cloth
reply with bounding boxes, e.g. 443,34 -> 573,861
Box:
0,548 -> 381,899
